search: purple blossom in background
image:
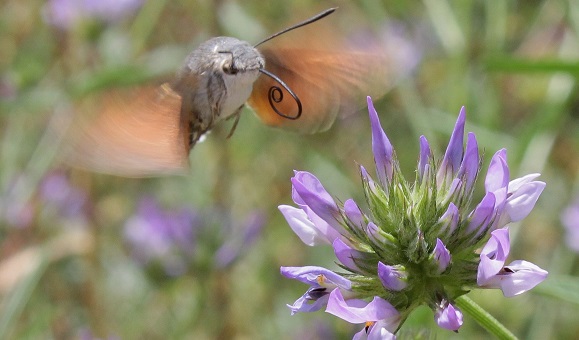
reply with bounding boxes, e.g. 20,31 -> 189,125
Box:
39,172 -> 89,221
0,175 -> 35,228
214,212 -> 265,268
0,172 -> 90,228
279,98 -> 547,338
43,0 -> 143,29
561,196 -> 579,252
124,197 -> 197,277
124,198 -> 264,277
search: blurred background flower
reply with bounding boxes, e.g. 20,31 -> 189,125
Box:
123,196 -> 265,278
123,197 -> 197,277
561,196 -> 579,252
43,0 -> 143,30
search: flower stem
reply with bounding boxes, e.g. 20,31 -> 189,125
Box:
455,295 -> 518,340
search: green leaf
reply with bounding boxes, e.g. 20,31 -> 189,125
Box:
532,275 -> 579,306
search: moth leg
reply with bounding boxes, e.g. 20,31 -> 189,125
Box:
226,105 -> 244,139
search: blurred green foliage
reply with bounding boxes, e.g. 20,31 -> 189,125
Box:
1,0 -> 579,339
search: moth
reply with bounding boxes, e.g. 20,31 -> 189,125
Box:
63,8 -> 398,176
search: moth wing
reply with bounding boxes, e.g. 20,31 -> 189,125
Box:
247,45 -> 393,134
61,84 -> 190,177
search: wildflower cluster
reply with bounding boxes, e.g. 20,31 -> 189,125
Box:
280,98 -> 547,338
124,197 -> 264,278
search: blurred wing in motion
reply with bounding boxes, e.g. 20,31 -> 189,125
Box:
62,84 -> 190,177
248,40 -> 396,134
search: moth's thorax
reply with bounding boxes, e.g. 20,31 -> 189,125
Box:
176,37 -> 265,128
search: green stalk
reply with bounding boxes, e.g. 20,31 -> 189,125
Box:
455,295 -> 518,340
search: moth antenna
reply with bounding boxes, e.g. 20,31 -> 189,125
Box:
254,8 -> 336,48
258,68 -> 302,120
253,8 -> 336,120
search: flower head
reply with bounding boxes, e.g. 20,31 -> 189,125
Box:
280,98 -> 547,337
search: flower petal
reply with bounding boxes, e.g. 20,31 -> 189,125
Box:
434,301 -> 463,331
466,192 -> 496,237
326,289 -> 399,324
438,107 -> 466,185
378,262 -> 407,291
438,203 -> 459,237
344,199 -> 365,231
499,260 -> 548,297
485,149 -> 509,193
503,178 -> 545,222
418,135 -> 431,182
432,239 -> 451,274
477,228 -> 510,287
353,320 -> 398,340
287,289 -> 331,314
333,238 -> 368,273
457,132 -> 480,192
292,171 -> 341,230
279,205 -> 331,246
280,266 -> 352,290
368,96 -> 394,187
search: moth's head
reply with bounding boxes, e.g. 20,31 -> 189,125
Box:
185,37 -> 264,79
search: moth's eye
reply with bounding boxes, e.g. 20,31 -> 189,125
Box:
222,61 -> 238,75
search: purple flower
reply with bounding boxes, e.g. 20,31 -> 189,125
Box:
39,172 -> 89,220
477,228 -> 548,297
333,238 -> 372,273
214,212 -> 265,268
437,107 -> 466,187
344,199 -> 366,232
495,174 -> 546,229
0,175 -> 35,228
434,300 -> 463,331
366,222 -> 390,245
438,203 -> 459,238
43,0 -> 143,29
353,320 -> 397,340
431,239 -> 451,274
278,205 -> 341,246
1,172 -> 90,228
124,197 -> 196,276
418,136 -> 432,183
368,97 -> 394,188
466,192 -> 496,238
561,196 -> 579,252
456,133 -> 480,193
281,266 -> 352,314
292,171 -> 344,233
484,149 -> 510,217
485,149 -> 510,193
377,262 -> 407,291
326,289 -> 400,325
124,198 -> 264,276
280,99 -> 546,336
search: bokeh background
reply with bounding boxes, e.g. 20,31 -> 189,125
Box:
1,0 -> 579,339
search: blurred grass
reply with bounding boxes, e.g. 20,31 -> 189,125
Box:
1,0 -> 579,339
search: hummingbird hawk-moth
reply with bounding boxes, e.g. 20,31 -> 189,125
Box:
63,8 -> 401,176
